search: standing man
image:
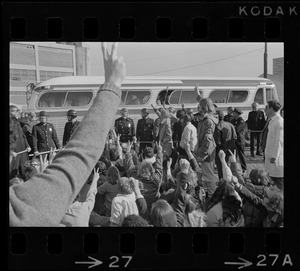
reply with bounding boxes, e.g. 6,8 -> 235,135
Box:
32,111 -> 61,157
224,106 -> 235,123
115,108 -> 135,143
264,100 -> 284,191
246,102 -> 266,157
214,110 -> 237,179
231,108 -> 247,174
179,114 -> 198,157
136,108 -> 155,154
9,105 -> 31,179
22,111 -> 39,158
63,109 -> 80,147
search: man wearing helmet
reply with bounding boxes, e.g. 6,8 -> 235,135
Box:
136,108 -> 155,154
63,109 -> 80,147
32,111 -> 61,157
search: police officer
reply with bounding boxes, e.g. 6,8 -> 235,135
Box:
231,108 -> 247,173
63,109 -> 80,147
246,102 -> 266,157
114,108 -> 135,143
136,108 -> 155,154
32,111 -> 61,157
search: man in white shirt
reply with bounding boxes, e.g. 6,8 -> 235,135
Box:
179,114 -> 198,157
264,100 -> 284,191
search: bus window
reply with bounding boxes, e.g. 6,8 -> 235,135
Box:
38,92 -> 66,108
209,90 -> 229,103
124,90 -> 150,105
266,88 -> 276,101
180,91 -> 198,104
228,90 -> 248,103
120,91 -> 127,105
65,91 -> 93,107
254,88 -> 264,104
169,90 -> 181,105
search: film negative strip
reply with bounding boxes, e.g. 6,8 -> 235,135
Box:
4,1 -> 300,270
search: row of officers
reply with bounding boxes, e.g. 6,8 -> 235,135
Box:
9,103 -> 267,179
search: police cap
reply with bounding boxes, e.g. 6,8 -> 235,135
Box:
67,109 -> 77,117
234,108 -> 243,115
39,111 -> 48,117
141,108 -> 149,114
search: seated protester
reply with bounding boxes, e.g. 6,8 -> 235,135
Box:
96,165 -> 120,216
121,214 -> 150,227
185,193 -> 207,227
23,161 -> 39,181
203,179 -> 245,227
60,168 -> 99,227
110,177 -> 139,226
140,146 -> 156,164
124,141 -> 163,212
221,150 -> 283,227
150,199 -> 177,227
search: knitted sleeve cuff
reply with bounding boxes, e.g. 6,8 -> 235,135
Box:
98,83 -> 121,98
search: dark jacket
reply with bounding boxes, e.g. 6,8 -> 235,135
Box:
247,110 -> 266,131
224,114 -> 234,123
32,122 -> 60,152
63,120 -> 80,146
231,116 -> 246,145
172,120 -> 184,144
115,117 -> 135,143
215,120 -> 237,152
136,117 -> 154,142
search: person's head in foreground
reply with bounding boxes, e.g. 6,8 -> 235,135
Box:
150,199 -> 177,227
121,214 -> 150,227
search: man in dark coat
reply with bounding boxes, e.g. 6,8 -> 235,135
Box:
231,108 -> 247,173
246,102 -> 266,157
114,108 -> 135,143
22,111 -> 39,157
136,108 -> 155,154
63,109 -> 80,147
9,105 -> 31,180
224,106 -> 235,123
32,111 -> 61,157
214,110 -> 237,179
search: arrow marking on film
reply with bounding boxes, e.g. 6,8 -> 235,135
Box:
75,256 -> 103,269
224,257 -> 253,269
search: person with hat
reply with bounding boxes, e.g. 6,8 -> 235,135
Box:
231,108 -> 247,173
224,106 -> 235,123
63,109 -> 80,147
22,111 -> 39,158
136,108 -> 155,154
32,111 -> 61,157
114,108 -> 135,143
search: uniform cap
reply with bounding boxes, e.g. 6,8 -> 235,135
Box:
142,108 -> 149,114
39,111 -> 48,117
234,108 -> 242,115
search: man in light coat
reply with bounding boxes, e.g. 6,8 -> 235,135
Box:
264,100 -> 284,191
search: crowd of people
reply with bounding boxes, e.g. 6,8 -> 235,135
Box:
9,43 -> 284,227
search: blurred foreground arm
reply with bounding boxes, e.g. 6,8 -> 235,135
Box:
10,42 -> 126,226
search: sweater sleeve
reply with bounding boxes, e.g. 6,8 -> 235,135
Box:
135,197 -> 150,221
9,84 -> 121,226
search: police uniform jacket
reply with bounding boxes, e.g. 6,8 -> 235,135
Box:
63,120 -> 80,146
215,120 -> 237,152
231,116 -> 246,145
247,110 -> 266,132
114,117 -> 135,142
32,122 -> 60,152
136,117 -> 155,142
224,114 -> 234,123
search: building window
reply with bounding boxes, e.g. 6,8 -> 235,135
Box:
209,90 -> 229,103
10,69 -> 36,82
38,46 -> 73,68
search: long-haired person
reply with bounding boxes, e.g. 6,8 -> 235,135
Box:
150,199 -> 177,227
195,97 -> 219,199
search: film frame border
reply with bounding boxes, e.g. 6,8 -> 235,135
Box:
4,1 -> 300,270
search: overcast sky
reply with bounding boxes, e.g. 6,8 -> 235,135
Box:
83,42 -> 283,77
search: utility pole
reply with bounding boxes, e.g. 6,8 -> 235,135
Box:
264,42 -> 268,78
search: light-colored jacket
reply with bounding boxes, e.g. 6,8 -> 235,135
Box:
159,118 -> 173,156
265,113 -> 284,178
180,122 -> 198,152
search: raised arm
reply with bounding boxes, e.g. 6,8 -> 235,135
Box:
10,42 -> 126,226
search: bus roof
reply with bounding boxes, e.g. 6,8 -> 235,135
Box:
34,75 -> 274,90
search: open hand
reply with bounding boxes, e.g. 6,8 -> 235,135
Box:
157,141 -> 163,153
101,42 -> 125,88
218,150 -> 226,161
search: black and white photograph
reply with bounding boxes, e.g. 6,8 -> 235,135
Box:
9,42 -> 284,228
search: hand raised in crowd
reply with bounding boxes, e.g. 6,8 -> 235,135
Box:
126,140 -> 133,153
156,142 -> 163,153
39,155 -> 49,173
48,147 -> 56,164
92,167 -> 100,183
129,177 -> 140,193
179,158 -> 190,174
228,149 -> 237,164
218,150 -> 226,161
101,42 -> 125,88
166,157 -> 173,169
132,136 -> 137,144
181,103 -> 185,109
26,147 -> 31,153
194,82 -> 203,98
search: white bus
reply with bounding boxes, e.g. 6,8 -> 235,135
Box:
27,76 -> 278,142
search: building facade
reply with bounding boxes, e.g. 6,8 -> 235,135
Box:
10,42 -> 89,110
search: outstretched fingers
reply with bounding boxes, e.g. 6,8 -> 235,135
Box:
111,42 -> 118,60
101,42 -> 108,60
